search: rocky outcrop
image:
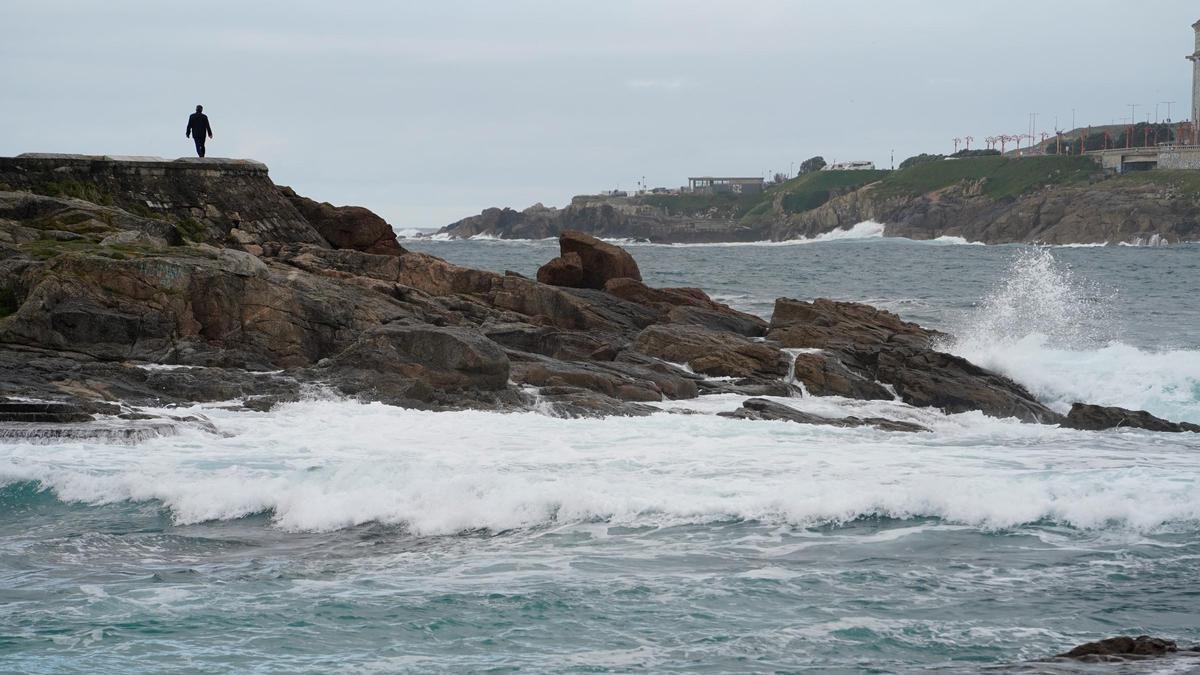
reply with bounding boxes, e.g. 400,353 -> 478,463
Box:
537,231 -> 641,289
1056,636 -> 1182,662
1063,403 -> 1200,433
0,155 -> 328,248
438,199 -> 768,244
279,186 -> 403,255
3,153 -> 1196,433
438,161 -> 1200,246
775,179 -> 1200,245
768,298 -> 1060,422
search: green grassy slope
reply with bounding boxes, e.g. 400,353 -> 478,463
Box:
619,156 -> 1104,225
872,155 -> 1097,200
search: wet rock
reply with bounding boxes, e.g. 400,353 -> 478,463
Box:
1063,403 -> 1200,433
633,324 -> 788,378
0,400 -> 93,423
720,398 -> 929,433
789,351 -> 892,400
866,347 -> 1062,423
524,385 -> 658,418
509,353 -> 663,402
538,230 -> 641,290
1057,635 -> 1178,661
768,298 -> 1061,423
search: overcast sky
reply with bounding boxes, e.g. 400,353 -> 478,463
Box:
3,1 -> 1197,228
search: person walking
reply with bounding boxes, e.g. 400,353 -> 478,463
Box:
186,105 -> 213,157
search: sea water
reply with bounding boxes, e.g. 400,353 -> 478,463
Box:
1,237 -> 1198,673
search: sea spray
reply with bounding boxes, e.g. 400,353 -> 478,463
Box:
947,248 -> 1200,421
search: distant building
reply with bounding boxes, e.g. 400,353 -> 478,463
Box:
687,176 -> 765,195
825,161 -> 876,171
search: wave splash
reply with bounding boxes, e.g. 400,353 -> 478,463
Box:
2,400 -> 1199,534
947,248 -> 1200,421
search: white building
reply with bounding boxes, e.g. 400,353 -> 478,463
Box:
824,161 -> 876,171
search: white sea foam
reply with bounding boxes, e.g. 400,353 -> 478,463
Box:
393,227 -> 433,239
946,248 -> 1200,422
1,397 -> 1197,535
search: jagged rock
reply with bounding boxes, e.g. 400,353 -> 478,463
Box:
719,398 -> 929,433
866,347 -> 1062,423
768,298 -> 1061,423
633,324 -> 788,378
279,185 -> 404,255
538,230 -> 641,290
1063,403 -> 1200,433
535,251 -> 585,287
1057,635 -> 1178,661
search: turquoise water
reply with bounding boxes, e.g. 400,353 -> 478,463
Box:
2,239 -> 1198,673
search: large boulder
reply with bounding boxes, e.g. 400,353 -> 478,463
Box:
1063,403 -> 1200,433
280,186 -> 404,255
632,324 -> 788,378
537,230 -> 641,290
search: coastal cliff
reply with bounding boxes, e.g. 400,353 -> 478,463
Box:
0,153 -> 1192,438
438,156 -> 1200,245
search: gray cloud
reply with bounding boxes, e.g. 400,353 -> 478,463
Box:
2,0 -> 1196,227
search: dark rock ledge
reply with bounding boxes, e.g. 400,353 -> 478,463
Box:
0,154 -> 1195,440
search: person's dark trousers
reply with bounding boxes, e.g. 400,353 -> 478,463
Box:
193,137 -> 206,157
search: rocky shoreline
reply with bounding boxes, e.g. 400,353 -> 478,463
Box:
0,153 -> 1196,439
437,160 -> 1200,245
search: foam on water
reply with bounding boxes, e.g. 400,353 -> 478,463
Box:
946,248 -> 1200,422
2,396 -> 1197,535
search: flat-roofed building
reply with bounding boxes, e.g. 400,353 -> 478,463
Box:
687,176 -> 765,195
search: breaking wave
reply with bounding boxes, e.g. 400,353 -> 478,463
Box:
2,397 -> 1198,534
947,248 -> 1200,422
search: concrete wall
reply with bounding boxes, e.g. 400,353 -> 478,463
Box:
1159,146 -> 1200,170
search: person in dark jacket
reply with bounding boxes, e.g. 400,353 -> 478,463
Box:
186,105 -> 213,157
